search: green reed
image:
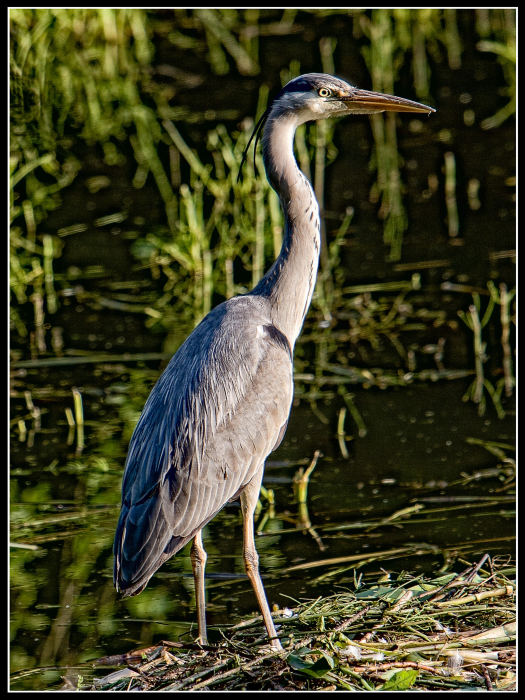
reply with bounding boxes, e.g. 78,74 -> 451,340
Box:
458,282 -> 516,418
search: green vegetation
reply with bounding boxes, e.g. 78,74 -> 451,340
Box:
10,9 -> 515,346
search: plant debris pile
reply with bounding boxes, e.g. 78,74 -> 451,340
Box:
81,556 -> 515,691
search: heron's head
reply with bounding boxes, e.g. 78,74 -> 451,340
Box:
272,73 -> 435,123
238,72 -> 434,181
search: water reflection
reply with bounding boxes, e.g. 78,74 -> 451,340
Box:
11,364 -> 514,689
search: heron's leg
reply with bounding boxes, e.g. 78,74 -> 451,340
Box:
190,530 -> 208,644
240,473 -> 283,651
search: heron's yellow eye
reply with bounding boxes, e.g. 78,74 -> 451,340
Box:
318,88 -> 331,97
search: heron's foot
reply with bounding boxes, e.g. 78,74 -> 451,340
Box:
271,638 -> 283,651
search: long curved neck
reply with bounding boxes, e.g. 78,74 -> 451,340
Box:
250,112 -> 321,348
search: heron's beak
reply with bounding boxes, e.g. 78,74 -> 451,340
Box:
341,89 -> 435,114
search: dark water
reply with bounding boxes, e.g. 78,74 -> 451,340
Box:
10,11 -> 515,690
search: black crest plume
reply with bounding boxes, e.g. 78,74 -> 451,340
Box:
236,77 -> 314,183
237,108 -> 270,184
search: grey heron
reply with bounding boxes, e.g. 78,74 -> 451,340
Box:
114,73 -> 434,650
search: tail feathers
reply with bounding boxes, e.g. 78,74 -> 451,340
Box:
115,532 -> 194,596
113,496 -> 193,596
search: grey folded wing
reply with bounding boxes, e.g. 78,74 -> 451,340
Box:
114,304 -> 293,595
